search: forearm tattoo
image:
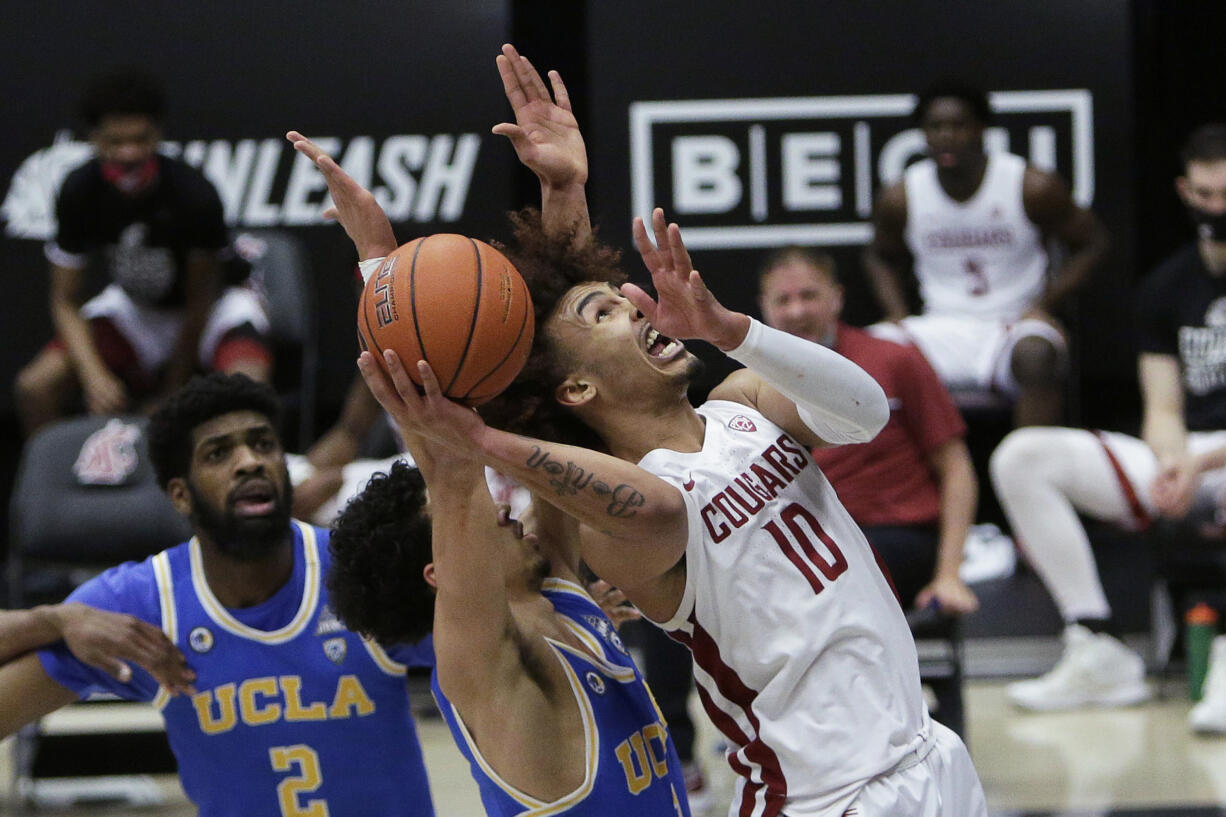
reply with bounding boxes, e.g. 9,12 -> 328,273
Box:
525,447 -> 646,518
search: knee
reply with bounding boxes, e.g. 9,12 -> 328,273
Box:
990,428 -> 1058,490
15,359 -> 52,407
1010,336 -> 1064,388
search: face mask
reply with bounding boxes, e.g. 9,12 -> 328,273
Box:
100,156 -> 158,194
1188,205 -> 1226,243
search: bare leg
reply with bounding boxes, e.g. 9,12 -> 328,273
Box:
15,347 -> 79,435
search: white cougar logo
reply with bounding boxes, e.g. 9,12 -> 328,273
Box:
1,130 -> 92,240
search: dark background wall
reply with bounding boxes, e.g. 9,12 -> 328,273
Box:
2,0 -> 1225,571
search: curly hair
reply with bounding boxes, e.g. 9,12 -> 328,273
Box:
147,373 -> 283,489
479,208 -> 627,451
79,66 -> 166,128
326,461 -> 434,646
913,81 -> 992,127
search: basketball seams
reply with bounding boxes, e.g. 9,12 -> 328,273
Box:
408,239 -> 433,381
442,237 -> 483,396
460,264 -> 534,403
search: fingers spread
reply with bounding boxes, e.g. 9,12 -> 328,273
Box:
549,71 -> 572,112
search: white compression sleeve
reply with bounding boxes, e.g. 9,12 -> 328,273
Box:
725,318 -> 889,444
357,256 -> 387,285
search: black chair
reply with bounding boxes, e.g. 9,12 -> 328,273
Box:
7,414 -> 188,810
906,605 -> 966,738
1147,518 -> 1226,692
232,229 -> 318,451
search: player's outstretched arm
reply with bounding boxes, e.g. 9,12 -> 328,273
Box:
493,43 -> 591,244
286,131 -> 398,261
627,208 -> 888,447
0,604 -> 195,694
0,653 -> 78,739
357,349 -> 689,589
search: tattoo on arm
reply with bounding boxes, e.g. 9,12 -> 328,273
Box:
525,447 -> 646,518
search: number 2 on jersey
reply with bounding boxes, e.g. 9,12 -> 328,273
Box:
763,503 -> 848,594
269,744 -> 329,817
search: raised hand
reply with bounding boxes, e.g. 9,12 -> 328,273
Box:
492,43 -> 587,189
356,350 -> 486,472
285,131 -> 398,261
623,207 -> 750,351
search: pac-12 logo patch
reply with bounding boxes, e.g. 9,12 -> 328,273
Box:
729,415 -> 757,432
188,626 -> 214,654
585,671 -> 606,695
323,637 -> 348,665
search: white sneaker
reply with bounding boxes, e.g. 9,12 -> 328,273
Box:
1006,624 -> 1152,711
1190,635 -> 1226,734
959,523 -> 1017,584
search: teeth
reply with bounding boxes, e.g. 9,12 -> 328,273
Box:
660,341 -> 678,356
646,328 -> 659,347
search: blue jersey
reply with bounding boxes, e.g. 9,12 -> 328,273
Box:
431,577 -> 691,817
39,521 -> 435,817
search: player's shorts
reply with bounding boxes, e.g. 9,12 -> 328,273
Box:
77,283 -> 271,373
868,314 -> 1066,395
1096,430 -> 1226,533
843,721 -> 987,816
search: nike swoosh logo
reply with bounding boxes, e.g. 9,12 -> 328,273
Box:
683,476 -> 695,491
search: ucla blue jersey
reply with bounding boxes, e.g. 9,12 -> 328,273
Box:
431,577 -> 691,817
40,521 -> 435,817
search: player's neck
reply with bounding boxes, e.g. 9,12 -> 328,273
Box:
197,536 -> 295,608
1200,240 -> 1226,275
936,153 -> 988,202
602,402 -> 706,462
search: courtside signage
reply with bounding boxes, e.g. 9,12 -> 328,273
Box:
629,90 -> 1094,250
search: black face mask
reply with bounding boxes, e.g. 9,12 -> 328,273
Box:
1188,205 -> 1226,243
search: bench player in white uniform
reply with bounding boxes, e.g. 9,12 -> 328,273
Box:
864,83 -> 1109,426
287,44 -> 987,813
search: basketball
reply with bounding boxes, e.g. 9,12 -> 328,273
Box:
357,234 -> 534,407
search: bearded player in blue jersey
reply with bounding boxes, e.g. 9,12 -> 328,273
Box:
0,373 -> 435,817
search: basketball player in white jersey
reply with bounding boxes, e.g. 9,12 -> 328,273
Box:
864,83 -> 1109,426
287,43 -> 988,816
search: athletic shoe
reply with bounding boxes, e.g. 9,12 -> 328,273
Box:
959,523 -> 1017,584
1190,635 -> 1226,734
683,762 -> 715,817
1006,624 -> 1152,711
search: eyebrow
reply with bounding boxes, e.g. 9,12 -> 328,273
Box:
196,424 -> 275,451
575,290 -> 605,319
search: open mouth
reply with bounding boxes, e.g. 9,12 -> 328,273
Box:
644,326 -> 683,361
229,480 -> 277,517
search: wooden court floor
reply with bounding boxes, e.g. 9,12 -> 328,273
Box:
4,676 -> 1226,817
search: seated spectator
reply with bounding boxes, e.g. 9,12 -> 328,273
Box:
863,82 -> 1109,427
990,124 -> 1226,729
757,245 -> 978,735
15,67 -> 272,434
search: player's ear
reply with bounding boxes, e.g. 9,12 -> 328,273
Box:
1175,175 -> 1191,204
167,478 -> 192,516
422,563 -> 438,590
555,375 -> 596,408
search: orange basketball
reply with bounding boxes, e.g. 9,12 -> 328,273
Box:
357,234 -> 534,407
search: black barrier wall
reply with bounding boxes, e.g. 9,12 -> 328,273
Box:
585,0 -> 1136,417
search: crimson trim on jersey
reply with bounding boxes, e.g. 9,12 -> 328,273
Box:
1094,431 -> 1151,531
686,614 -> 788,817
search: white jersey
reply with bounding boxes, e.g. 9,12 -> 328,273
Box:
904,152 -> 1047,321
639,401 -> 930,817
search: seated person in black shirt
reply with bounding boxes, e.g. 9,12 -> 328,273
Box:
15,67 -> 272,434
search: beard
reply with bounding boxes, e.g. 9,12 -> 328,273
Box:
188,472 -> 293,562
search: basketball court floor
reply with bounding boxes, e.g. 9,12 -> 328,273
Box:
4,667 -> 1226,816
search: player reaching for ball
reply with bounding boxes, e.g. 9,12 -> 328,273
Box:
291,42 -> 986,816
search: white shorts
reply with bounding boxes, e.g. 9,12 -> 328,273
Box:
868,314 -> 1065,395
843,721 -> 987,817
80,283 -> 270,374
1097,430 -> 1226,531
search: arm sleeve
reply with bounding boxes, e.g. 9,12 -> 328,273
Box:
386,633 -> 435,669
726,317 -> 889,444
36,560 -> 164,703
46,169 -> 92,266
